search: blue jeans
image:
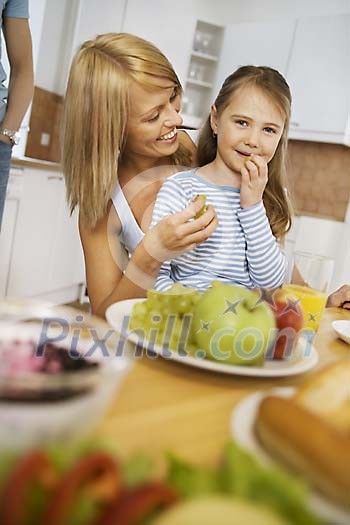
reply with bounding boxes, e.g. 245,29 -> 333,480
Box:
0,139 -> 13,229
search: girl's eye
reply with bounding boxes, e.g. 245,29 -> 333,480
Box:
236,120 -> 248,127
264,127 -> 276,134
147,113 -> 160,122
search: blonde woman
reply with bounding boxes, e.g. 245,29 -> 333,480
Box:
63,33 -> 218,317
63,33 -> 350,317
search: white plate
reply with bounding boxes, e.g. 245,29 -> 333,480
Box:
332,320 -> 350,344
230,389 -> 350,525
106,299 -> 318,377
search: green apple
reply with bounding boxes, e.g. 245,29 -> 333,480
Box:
191,282 -> 276,366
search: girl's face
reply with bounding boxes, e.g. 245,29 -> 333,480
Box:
124,78 -> 183,164
211,85 -> 285,176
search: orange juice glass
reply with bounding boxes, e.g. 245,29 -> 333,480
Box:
282,284 -> 327,331
284,251 -> 334,332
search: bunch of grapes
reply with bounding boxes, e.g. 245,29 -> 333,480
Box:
129,284 -> 200,353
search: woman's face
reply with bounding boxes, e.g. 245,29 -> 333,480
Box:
124,78 -> 183,163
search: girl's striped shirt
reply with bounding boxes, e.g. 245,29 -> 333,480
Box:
151,169 -> 286,292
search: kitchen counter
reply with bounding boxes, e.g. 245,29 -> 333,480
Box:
97,307 -> 350,474
11,156 -> 61,172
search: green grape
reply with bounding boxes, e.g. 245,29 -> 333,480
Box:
132,302 -> 148,319
147,285 -> 199,317
193,194 -> 208,219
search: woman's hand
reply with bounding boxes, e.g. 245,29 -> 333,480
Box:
142,198 -> 218,262
326,284 -> 350,309
240,154 -> 268,209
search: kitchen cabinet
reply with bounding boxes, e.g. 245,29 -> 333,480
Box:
4,167 -> 85,302
0,200 -> 18,297
0,167 -> 24,297
213,20 -> 296,97
214,14 -> 350,145
182,19 -> 294,128
50,193 -> 85,293
287,15 -> 350,145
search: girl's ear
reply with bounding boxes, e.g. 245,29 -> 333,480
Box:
210,105 -> 218,134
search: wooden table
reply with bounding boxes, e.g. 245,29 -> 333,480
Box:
97,308 -> 350,474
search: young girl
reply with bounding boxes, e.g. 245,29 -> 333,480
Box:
151,66 -> 292,292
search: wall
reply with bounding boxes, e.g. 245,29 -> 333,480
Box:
35,0 -> 127,96
123,0 -> 198,85
35,0 -> 73,96
72,0 -> 126,47
287,141 -> 350,221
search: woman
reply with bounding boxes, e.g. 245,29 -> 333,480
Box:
63,33 -> 350,317
63,33 -> 218,317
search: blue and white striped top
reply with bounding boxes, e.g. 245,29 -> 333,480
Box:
151,169 -> 286,292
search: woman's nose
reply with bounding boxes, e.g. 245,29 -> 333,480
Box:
164,106 -> 183,128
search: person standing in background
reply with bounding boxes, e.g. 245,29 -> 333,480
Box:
0,0 -> 33,229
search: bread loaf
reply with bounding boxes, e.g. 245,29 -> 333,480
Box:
294,359 -> 350,435
255,360 -> 350,508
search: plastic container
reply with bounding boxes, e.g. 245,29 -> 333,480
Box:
0,321 -> 132,451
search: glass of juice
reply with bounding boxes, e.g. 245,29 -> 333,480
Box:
283,251 -> 334,332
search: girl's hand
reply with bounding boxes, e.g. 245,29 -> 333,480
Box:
142,199 -> 218,262
240,154 -> 268,209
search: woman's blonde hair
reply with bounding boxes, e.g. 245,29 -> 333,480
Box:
197,65 -> 293,240
63,33 -> 191,229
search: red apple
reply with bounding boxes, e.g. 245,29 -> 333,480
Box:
263,288 -> 304,359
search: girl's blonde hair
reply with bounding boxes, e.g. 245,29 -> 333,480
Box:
197,65 -> 293,240
63,33 -> 191,229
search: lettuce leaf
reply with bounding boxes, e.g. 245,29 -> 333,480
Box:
166,442 -> 324,525
122,452 -> 154,488
166,453 -> 220,498
219,442 -> 323,525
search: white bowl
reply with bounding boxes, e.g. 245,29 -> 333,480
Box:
332,320 -> 350,345
0,320 -> 132,451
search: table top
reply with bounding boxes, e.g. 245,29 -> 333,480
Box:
97,307 -> 350,474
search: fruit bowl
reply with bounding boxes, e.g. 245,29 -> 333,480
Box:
0,315 -> 132,451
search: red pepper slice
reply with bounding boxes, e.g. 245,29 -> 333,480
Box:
43,452 -> 121,525
0,450 -> 56,525
97,482 -> 178,525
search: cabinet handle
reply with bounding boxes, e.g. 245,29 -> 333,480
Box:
47,175 -> 63,181
290,121 -> 300,127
